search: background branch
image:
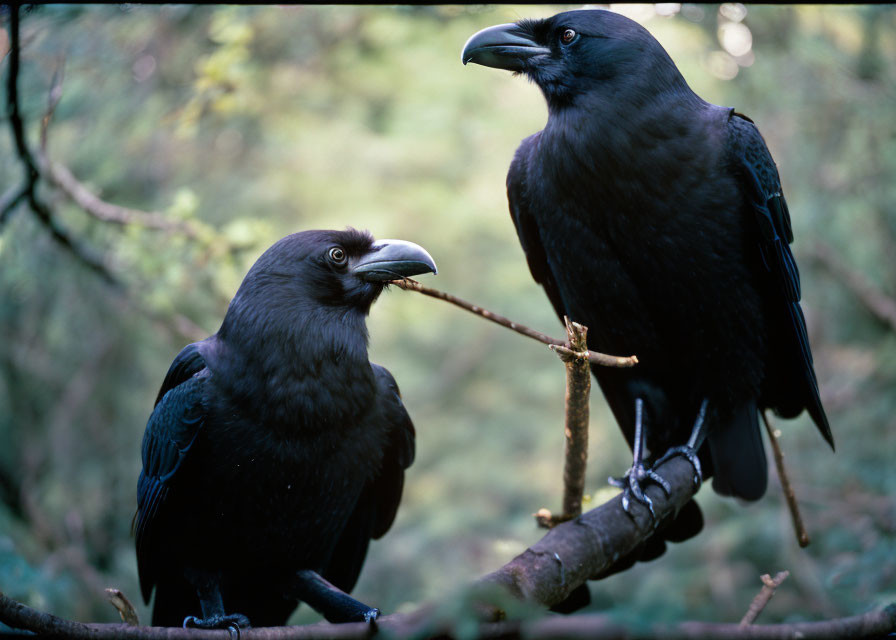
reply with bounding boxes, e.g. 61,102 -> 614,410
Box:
4,5 -> 117,285
807,242 -> 896,334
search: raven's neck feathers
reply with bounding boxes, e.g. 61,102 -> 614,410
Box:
210,280 -> 375,434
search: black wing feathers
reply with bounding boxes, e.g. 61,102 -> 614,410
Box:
729,113 -> 833,448
507,134 -> 569,321
136,343 -> 208,603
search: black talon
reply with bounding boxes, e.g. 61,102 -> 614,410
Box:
183,613 -> 251,636
609,398 -> 672,521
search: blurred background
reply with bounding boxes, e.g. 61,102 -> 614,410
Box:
1,3 -> 894,630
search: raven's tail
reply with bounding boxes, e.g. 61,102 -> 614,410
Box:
707,401 -> 768,501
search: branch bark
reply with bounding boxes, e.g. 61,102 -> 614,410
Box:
536,318 -> 592,528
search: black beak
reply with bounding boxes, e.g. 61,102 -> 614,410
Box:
352,239 -> 437,282
461,22 -> 550,71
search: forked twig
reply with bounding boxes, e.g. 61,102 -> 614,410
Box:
388,278 -> 638,368
739,571 -> 790,626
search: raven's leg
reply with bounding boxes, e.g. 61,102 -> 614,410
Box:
290,569 -> 379,623
182,569 -> 250,636
653,398 -> 709,489
608,398 -> 671,518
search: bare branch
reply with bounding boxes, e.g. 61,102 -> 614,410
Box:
2,591 -> 894,639
389,278 -> 638,368
4,5 -> 118,285
807,241 -> 896,334
762,412 -> 810,547
537,318 -> 592,528
739,571 -> 790,626
479,454 -> 698,612
39,157 -> 201,237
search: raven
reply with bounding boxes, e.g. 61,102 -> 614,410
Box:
134,229 -> 436,628
463,10 -> 832,547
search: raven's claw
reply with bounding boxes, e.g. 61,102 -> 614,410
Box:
654,444 -> 703,489
183,613 -> 251,639
609,460 -> 671,519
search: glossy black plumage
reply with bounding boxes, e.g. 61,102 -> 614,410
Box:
463,9 -> 832,548
135,229 -> 435,627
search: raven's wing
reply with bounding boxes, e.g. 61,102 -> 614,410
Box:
135,342 -> 208,604
507,132 -> 569,321
727,111 -> 833,448
322,364 -> 416,592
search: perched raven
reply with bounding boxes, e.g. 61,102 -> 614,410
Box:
134,229 -> 436,628
463,10 -> 832,552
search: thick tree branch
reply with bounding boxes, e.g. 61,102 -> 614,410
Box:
389,278 -> 638,368
480,453 -> 699,611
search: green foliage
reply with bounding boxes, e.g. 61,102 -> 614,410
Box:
0,3 -> 893,628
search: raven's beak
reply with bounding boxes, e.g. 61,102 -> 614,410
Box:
462,23 -> 550,71
352,239 -> 437,282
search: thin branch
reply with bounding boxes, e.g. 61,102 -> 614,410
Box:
39,157 -> 201,237
4,5 -> 118,285
739,571 -> 790,626
807,241 -> 896,334
536,318 -> 592,528
762,412 -> 810,547
388,278 -> 638,368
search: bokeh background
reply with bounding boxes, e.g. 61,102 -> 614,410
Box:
1,4 -> 894,630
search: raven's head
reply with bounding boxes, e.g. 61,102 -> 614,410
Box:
462,9 -> 686,110
227,228 -> 437,324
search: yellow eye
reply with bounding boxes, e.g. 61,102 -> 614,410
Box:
561,28 -> 576,45
328,247 -> 346,264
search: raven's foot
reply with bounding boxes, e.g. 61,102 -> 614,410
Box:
653,445 -> 702,489
653,398 -> 709,489
183,613 -> 251,639
608,460 -> 671,519
607,397 -> 670,520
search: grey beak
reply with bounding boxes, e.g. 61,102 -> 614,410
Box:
462,23 -> 550,71
352,239 -> 437,282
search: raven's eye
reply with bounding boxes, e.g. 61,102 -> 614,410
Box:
560,28 -> 577,45
328,247 -> 347,265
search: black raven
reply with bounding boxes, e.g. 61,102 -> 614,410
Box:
462,10 -> 832,547
134,229 -> 436,628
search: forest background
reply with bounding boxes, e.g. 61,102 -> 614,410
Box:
1,4 -> 894,630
